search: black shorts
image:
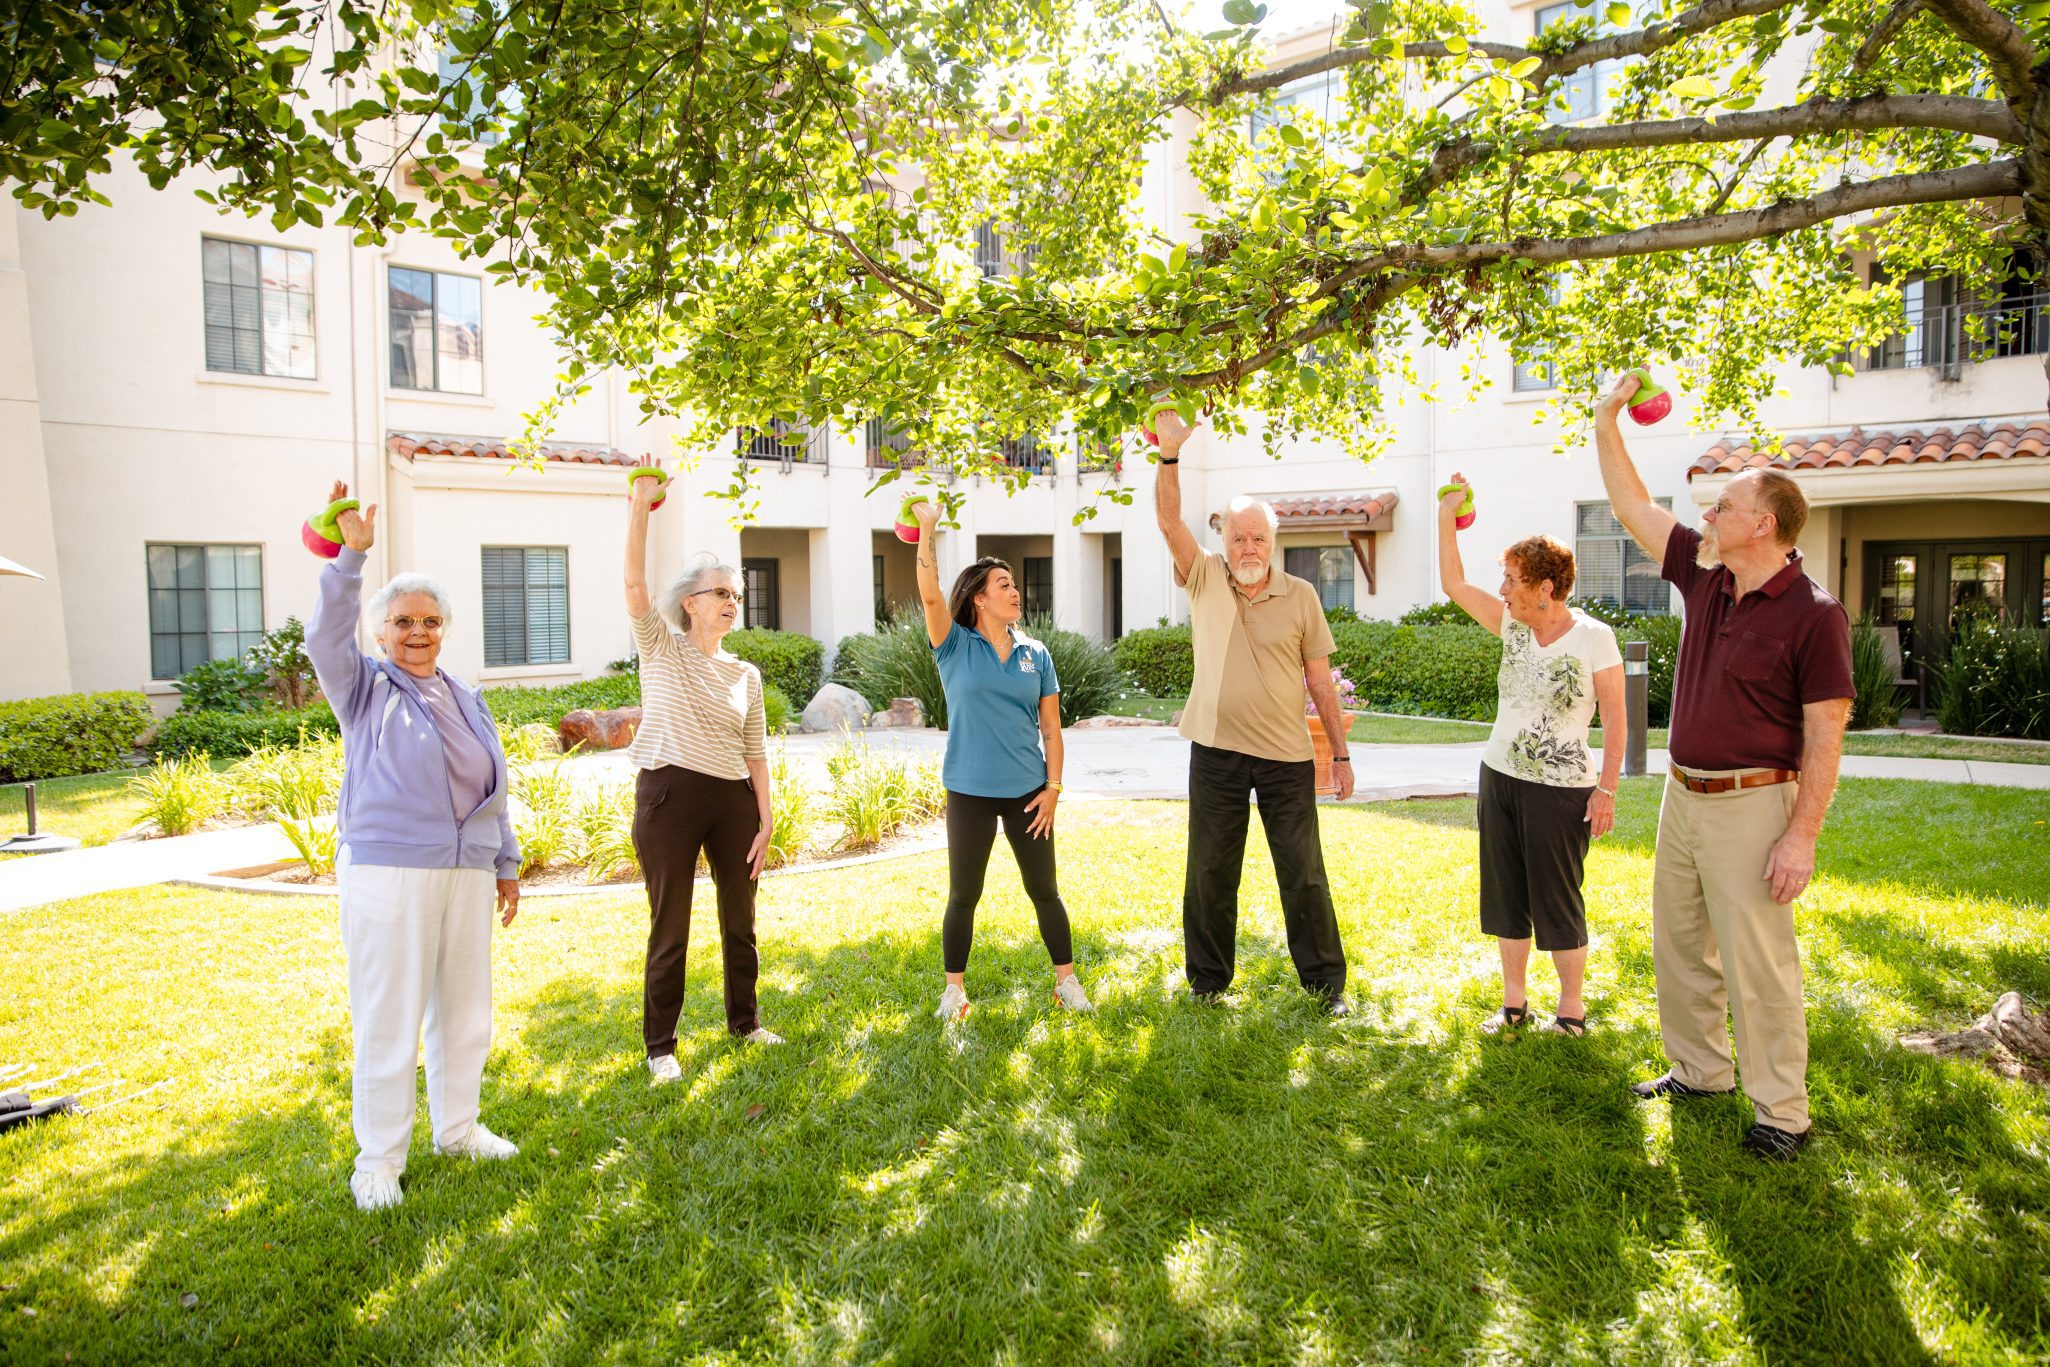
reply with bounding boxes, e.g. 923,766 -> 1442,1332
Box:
1478,763 -> 1593,952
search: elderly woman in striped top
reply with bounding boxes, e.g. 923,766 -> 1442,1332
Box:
623,458 -> 782,1081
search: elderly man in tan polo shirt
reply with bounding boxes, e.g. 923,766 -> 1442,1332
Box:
1152,410 -> 1353,1013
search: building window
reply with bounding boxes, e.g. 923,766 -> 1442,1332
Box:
1536,2 -> 1628,124
1511,357 -> 1557,392
147,544 -> 264,680
743,559 -> 781,630
1022,557 -> 1054,620
1574,500 -> 1672,613
1876,554 -> 1917,629
973,222 -> 1036,278
481,547 -> 569,667
737,420 -> 822,463
202,239 -> 315,379
436,47 -> 518,147
1284,547 -> 1356,612
389,267 -> 483,394
1248,71 -> 1344,144
1948,552 -> 2007,625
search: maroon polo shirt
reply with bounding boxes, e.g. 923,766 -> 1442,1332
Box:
1662,525 -> 1854,772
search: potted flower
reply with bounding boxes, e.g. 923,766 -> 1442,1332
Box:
1305,666 -> 1359,795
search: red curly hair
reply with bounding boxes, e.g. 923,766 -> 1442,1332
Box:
1502,535 -> 1577,600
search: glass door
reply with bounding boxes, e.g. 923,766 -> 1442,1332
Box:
1947,550 -> 2013,626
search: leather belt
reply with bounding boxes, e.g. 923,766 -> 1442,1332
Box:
1673,767 -> 1799,795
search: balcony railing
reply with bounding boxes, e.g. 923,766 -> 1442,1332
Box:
1858,291 -> 2050,375
738,420 -> 826,466
1076,437 -> 1120,475
865,418 -> 920,470
998,434 -> 1055,474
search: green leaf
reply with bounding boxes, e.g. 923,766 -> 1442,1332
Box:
1443,34 -> 1468,54
1222,0 -> 1258,25
1507,56 -> 1541,78
1606,3 -> 1633,27
1670,74 -> 1717,100
1278,121 -> 1304,146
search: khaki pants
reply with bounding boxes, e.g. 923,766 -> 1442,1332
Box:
1652,771 -> 1809,1132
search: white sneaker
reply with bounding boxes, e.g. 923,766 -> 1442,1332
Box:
743,1027 -> 785,1045
934,983 -> 970,1022
435,1122 -> 518,1160
1054,976 -> 1094,1012
350,1166 -> 402,1211
647,1053 -> 683,1084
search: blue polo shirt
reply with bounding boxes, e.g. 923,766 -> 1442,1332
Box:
933,621 -> 1060,798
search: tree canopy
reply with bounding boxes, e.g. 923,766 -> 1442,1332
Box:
3,0 -> 2034,506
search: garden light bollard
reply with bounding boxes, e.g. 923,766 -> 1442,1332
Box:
1624,641 -> 1649,778
1,780 -> 80,854
24,783 -> 35,835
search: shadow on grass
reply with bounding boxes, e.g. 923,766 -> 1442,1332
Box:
8,919 -> 2050,1362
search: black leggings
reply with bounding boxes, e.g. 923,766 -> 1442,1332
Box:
943,788 -> 1073,974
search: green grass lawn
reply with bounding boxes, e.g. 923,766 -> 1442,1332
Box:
0,769 -> 156,849
5,780 -> 2048,1362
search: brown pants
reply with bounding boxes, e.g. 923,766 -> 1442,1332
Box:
1652,770 -> 1809,1132
634,764 -> 761,1053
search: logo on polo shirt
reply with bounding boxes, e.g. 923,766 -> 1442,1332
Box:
1017,653 -> 1037,674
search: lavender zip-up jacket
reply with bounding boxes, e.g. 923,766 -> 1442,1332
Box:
307,547 -> 520,878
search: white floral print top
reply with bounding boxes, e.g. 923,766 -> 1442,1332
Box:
1482,611 -> 1624,788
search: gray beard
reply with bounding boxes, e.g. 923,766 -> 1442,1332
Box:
1695,536 -> 1722,570
1232,561 -> 1269,586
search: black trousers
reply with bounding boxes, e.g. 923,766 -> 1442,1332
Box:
634,764 -> 761,1053
943,788 -> 1073,974
1184,742 -> 1347,999
1477,763 -> 1593,952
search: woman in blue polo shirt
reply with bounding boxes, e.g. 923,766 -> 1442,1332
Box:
910,500 -> 1092,1022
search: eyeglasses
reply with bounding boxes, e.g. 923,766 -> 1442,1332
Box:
387,616 -> 446,633
692,588 -> 745,604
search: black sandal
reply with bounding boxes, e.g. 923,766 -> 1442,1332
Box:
1480,1004 -> 1530,1036
1545,1015 -> 1588,1038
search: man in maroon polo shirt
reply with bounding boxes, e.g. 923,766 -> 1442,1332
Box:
1595,374 -> 1854,1161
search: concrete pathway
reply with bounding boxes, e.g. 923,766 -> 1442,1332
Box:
3,726 -> 2042,915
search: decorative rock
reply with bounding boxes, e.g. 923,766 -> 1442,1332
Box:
881,697 -> 923,729
1072,714 -> 1167,728
801,683 -> 872,734
558,707 -> 643,752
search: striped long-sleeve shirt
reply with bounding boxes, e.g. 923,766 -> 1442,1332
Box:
625,611 -> 766,780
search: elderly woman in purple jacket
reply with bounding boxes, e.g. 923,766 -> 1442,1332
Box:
307,481 -> 522,1213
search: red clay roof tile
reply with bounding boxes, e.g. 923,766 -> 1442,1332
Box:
1690,421 -> 2050,479
387,432 -> 637,467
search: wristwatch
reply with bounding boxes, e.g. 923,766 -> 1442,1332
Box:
1047,779 -> 1064,792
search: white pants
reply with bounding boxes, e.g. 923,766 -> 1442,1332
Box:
338,851 -> 496,1176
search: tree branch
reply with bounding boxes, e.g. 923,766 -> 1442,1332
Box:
1332,158 -> 2021,274
1852,0 -> 1922,75
1179,275 -> 1421,388
1531,93 -> 2021,150
1207,0 -> 1800,104
1916,0 -> 2036,109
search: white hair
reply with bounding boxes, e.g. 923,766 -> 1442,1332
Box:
657,552 -> 741,631
367,573 -> 453,631
1221,496 -> 1279,536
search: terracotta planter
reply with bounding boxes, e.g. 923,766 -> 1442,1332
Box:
1309,712 -> 1353,795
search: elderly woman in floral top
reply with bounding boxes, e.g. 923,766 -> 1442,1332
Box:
1437,474 -> 1625,1038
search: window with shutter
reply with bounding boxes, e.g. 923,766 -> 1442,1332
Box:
1574,501 -> 1672,613
482,547 -> 570,666
203,238 -> 315,379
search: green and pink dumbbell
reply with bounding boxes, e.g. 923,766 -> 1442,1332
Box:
301,498 -> 359,558
627,465 -> 671,510
1437,483 -> 1476,531
894,494 -> 928,544
1623,368 -> 1671,425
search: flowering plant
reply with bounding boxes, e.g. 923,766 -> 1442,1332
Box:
1307,666 -> 1359,717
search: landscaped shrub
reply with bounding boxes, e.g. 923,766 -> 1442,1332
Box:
1329,620 -> 1503,721
725,628 -> 824,708
480,674 -> 639,728
1397,600 -> 1472,626
0,690 -> 155,781
129,754 -> 232,836
510,757 -> 579,876
766,745 -> 815,869
831,614 -> 944,723
227,737 -> 344,821
247,617 -> 317,709
1023,618 -> 1130,726
1114,624 -> 1194,697
825,737 -> 929,849
763,683 -> 793,735
1935,612 -> 2050,740
278,814 -> 340,877
174,657 -> 268,713
577,780 -> 640,883
150,703 -> 340,759
1850,614 -> 1905,731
